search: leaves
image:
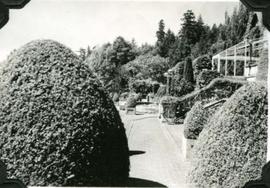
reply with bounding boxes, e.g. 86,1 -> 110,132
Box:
0,40 -> 129,186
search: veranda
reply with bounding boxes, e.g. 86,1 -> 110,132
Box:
212,37 -> 268,81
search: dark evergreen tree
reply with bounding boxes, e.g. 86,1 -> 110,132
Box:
156,19 -> 166,57
179,10 -> 198,45
110,36 -> 136,66
163,29 -> 176,57
184,57 -> 194,83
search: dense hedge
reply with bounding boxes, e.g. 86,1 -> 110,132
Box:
0,40 -> 130,186
183,102 -> 208,139
175,78 -> 246,118
196,70 -> 222,89
188,82 -> 268,188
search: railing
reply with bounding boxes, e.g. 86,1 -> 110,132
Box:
212,37 -> 268,80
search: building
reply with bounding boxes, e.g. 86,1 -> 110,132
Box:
212,12 -> 268,82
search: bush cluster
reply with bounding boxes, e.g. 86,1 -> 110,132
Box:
128,79 -> 159,96
173,78 -> 194,97
196,70 -> 222,89
188,82 -> 268,188
183,102 -> 208,139
0,40 -> 130,186
193,55 -> 212,79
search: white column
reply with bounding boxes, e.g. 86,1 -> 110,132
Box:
267,31 -> 270,161
225,50 -> 228,76
234,46 -> 237,76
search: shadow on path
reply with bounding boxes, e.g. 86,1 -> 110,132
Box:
129,150 -> 146,156
125,177 -> 167,187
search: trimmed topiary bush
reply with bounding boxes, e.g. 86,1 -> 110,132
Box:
188,82 -> 268,188
183,102 -> 208,139
184,57 -> 194,83
196,70 -> 222,89
0,40 -> 130,186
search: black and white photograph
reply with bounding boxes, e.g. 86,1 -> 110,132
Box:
0,0 -> 269,187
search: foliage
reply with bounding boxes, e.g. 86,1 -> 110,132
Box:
125,94 -> 138,108
0,40 -> 130,186
171,61 -> 185,79
85,36 -> 136,93
196,70 -> 222,89
172,78 -> 194,97
156,19 -> 166,57
110,36 -> 136,66
128,79 -> 152,95
183,102 -> 208,139
174,78 -> 246,118
193,55 -> 212,78
183,57 -> 194,83
188,82 -> 267,188
122,54 -> 169,84
85,43 -> 119,92
210,4 -> 249,54
155,20 -> 176,58
78,46 -> 91,61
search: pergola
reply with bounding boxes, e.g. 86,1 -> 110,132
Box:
212,37 -> 267,80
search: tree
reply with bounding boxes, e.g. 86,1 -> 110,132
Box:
179,10 -> 198,46
184,57 -> 194,83
122,54 -> 169,84
110,36 -> 136,66
156,19 -> 167,57
163,29 -> 176,57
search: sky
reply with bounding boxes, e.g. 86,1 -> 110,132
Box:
0,0 -> 239,61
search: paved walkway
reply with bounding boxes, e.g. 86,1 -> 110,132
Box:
120,112 -> 192,188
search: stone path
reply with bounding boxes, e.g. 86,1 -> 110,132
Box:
120,111 -> 193,188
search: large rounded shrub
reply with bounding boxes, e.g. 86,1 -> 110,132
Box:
183,102 -> 208,139
188,82 -> 267,188
0,40 -> 130,186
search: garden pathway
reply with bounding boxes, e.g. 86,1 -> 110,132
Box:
120,110 -> 193,188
